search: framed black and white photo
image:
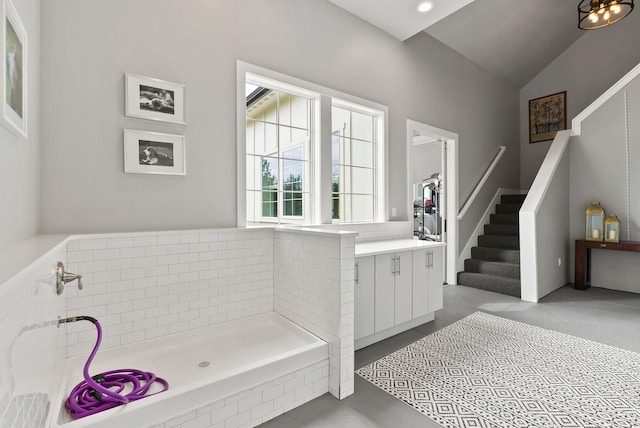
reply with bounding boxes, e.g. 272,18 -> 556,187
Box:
124,129 -> 186,175
125,73 -> 185,124
2,0 -> 27,137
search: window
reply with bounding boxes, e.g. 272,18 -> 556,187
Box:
245,82 -> 313,223
238,63 -> 386,226
331,103 -> 378,223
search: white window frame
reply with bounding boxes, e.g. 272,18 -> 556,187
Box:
237,61 -> 388,226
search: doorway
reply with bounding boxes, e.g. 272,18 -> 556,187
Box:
406,120 -> 458,285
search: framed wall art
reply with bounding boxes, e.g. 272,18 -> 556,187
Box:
125,73 -> 185,124
124,129 -> 186,175
529,91 -> 566,143
3,0 -> 27,137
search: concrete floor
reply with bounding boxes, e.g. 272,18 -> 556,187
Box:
259,284 -> 640,427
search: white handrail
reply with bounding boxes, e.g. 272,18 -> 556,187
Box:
457,146 -> 506,220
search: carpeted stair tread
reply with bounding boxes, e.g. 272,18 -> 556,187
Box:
501,194 -> 527,204
495,203 -> 522,214
464,259 -> 520,279
484,224 -> 519,236
457,272 -> 521,298
478,235 -> 519,250
471,246 -> 520,264
490,213 -> 519,225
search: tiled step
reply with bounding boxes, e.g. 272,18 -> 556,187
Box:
478,234 -> 519,250
471,246 -> 520,264
484,224 -> 519,236
464,259 -> 520,279
457,272 -> 521,298
490,213 -> 519,225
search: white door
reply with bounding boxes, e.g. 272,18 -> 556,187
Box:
374,253 -> 395,332
412,249 -> 430,318
428,246 -> 444,313
354,256 -> 375,340
394,250 -> 413,325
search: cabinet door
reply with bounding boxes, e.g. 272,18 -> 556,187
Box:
354,256 -> 375,340
412,249 -> 430,318
374,253 -> 395,332
394,251 -> 413,325
428,246 -> 444,312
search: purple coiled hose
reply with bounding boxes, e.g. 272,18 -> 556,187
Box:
60,316 -> 169,419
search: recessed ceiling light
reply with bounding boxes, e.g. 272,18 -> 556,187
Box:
417,1 -> 433,13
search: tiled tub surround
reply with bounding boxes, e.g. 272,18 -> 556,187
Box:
0,237 -> 67,428
0,227 -> 356,428
52,312 -> 328,428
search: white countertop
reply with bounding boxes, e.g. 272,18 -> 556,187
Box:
355,239 -> 445,257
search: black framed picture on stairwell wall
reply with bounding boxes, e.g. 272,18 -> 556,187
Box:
529,91 -> 566,143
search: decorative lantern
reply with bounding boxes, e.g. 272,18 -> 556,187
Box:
585,201 -> 605,241
604,215 -> 621,243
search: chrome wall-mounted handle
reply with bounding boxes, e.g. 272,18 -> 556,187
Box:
55,261 -> 83,295
355,262 -> 359,284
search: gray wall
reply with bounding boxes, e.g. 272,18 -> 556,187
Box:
520,11 -> 640,189
39,0 -> 519,248
569,73 -> 640,292
0,0 -> 40,250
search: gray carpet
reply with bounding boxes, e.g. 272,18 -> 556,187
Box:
356,312 -> 640,428
458,194 -> 525,297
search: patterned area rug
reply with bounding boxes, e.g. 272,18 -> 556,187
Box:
356,312 -> 640,428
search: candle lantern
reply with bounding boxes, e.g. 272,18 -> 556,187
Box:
585,201 -> 605,241
604,215 -> 621,243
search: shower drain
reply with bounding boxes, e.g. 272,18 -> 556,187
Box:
198,361 -> 210,368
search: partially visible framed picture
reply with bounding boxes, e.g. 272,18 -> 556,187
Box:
124,129 -> 186,175
529,91 -> 566,143
125,73 -> 185,124
3,0 -> 27,137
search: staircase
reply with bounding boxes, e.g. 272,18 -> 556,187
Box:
457,194 -> 526,298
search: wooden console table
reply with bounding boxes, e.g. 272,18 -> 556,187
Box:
575,239 -> 640,290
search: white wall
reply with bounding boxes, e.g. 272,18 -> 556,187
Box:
569,73 -> 640,292
0,0 -> 40,250
520,11 -> 640,189
39,0 -> 519,251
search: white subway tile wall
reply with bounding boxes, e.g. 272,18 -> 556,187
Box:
273,229 -> 355,399
150,360 -> 329,428
0,244 -> 67,428
1,226 -> 359,427
63,229 -> 275,357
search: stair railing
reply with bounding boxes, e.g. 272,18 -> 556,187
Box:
457,146 -> 506,220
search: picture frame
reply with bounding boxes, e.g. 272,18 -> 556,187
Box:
529,91 -> 566,143
123,129 -> 186,175
125,73 -> 185,124
2,0 -> 27,137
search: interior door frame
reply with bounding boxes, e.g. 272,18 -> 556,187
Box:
406,119 -> 458,285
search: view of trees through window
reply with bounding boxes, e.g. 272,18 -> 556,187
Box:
246,81 -> 311,223
245,74 -> 382,225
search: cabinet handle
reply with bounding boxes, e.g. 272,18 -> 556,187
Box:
397,256 -> 401,275
425,251 -> 429,268
429,251 -> 433,268
391,257 -> 396,275
355,262 -> 359,284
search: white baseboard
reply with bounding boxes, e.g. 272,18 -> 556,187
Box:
457,188 -> 525,276
355,313 -> 435,350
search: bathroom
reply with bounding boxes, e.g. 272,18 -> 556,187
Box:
1,0 -> 522,427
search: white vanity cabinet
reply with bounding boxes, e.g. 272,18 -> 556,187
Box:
374,250 -> 413,331
354,240 -> 445,350
354,255 -> 375,340
412,246 -> 444,318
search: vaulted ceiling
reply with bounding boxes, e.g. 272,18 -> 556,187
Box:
326,0 -> 585,88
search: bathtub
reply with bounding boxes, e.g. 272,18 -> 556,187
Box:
51,312 -> 328,428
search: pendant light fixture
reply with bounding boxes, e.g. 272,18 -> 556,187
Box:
578,0 -> 634,30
